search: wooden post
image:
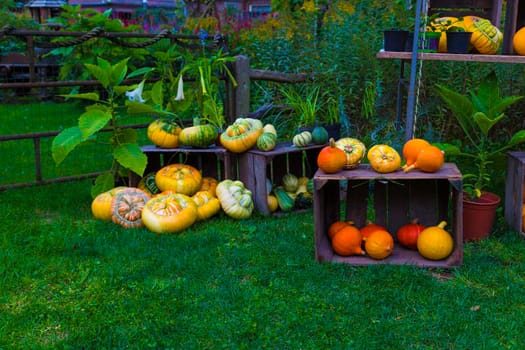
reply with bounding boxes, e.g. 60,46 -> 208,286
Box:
226,55 -> 250,123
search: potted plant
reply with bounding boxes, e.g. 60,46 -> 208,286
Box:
435,71 -> 525,241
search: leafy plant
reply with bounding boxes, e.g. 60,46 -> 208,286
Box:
51,57 -> 151,197
280,85 -> 322,128
435,71 -> 525,198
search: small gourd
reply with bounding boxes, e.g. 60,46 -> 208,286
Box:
401,138 -> 430,171
293,131 -> 312,147
403,145 -> 444,173
417,221 -> 454,260
364,230 -> 394,260
367,144 -> 401,173
311,125 -> 329,145
110,187 -> 151,229
256,132 -> 277,151
282,173 -> 299,193
317,138 -> 346,174
273,186 -> 295,212
331,225 -> 365,256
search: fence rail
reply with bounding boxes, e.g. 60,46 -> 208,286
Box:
0,28 -> 307,191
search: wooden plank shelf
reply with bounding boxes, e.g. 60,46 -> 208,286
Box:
376,50 -> 525,64
129,144 -> 235,187
505,151 -> 525,236
238,142 -> 324,215
313,163 -> 463,268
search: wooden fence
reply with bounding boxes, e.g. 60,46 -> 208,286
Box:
0,27 -> 307,190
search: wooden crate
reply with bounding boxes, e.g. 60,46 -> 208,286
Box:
129,145 -> 235,187
504,151 -> 525,235
313,163 -> 463,268
238,142 -> 324,215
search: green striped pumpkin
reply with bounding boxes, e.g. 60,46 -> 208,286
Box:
179,125 -> 218,148
292,131 -> 312,147
256,132 -> 277,151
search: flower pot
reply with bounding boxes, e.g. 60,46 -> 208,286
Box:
323,122 -> 341,140
463,191 -> 501,242
383,30 -> 409,52
417,32 -> 441,53
446,31 -> 472,54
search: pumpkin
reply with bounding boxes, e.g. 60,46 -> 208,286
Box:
192,190 -> 221,221
364,229 -> 394,260
513,27 -> 525,55
216,179 -> 254,219
401,138 -> 430,171
142,193 -> 198,233
311,125 -> 329,145
317,138 -> 347,174
256,132 -> 277,151
328,220 -> 354,240
137,172 -> 160,195
295,176 -> 310,194
360,221 -> 387,241
464,16 -> 503,54
417,221 -> 454,260
155,164 -> 202,196
179,124 -> 218,148
273,186 -> 295,212
396,219 -> 426,250
267,194 -> 279,212
263,123 -> 277,137
147,119 -> 182,148
282,173 -> 299,193
335,137 -> 366,169
331,225 -> 365,256
91,186 -> 126,221
199,177 -> 218,197
367,144 -> 401,173
403,145 -> 444,173
294,192 -> 313,209
292,131 -> 312,147
220,118 -> 263,153
110,187 -> 151,228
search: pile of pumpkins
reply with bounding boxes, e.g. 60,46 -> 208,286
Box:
147,117 -> 279,153
428,15 -> 503,54
90,164 -> 255,234
328,219 -> 454,261
267,173 -> 314,213
317,137 -> 445,175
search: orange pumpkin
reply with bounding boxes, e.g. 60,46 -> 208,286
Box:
110,187 -> 151,228
155,164 -> 203,196
367,144 -> 401,173
147,119 -> 182,148
403,145 -> 444,173
327,220 -> 354,240
317,138 -> 347,174
199,177 -> 218,197
331,225 -> 364,256
365,230 -> 394,260
397,219 -> 426,250
402,138 -> 430,170
360,221 -> 387,241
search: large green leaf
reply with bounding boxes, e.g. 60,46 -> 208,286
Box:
78,109 -> 112,139
91,172 -> 115,198
111,58 -> 129,86
116,128 -> 138,144
51,126 -> 84,164
127,66 -> 153,79
85,63 -> 110,88
151,81 -> 163,106
472,112 -> 504,136
113,143 -> 147,177
60,92 -> 100,102
126,100 -> 158,115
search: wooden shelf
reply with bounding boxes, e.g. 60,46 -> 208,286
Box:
377,50 -> 525,64
313,163 -> 463,268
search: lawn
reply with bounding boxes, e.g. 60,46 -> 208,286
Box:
1,179 -> 525,349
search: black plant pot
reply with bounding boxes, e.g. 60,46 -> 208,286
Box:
446,31 -> 472,54
383,30 -> 409,52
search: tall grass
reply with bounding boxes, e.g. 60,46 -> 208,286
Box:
1,179 -> 525,348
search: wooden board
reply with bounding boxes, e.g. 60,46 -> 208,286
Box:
313,163 -> 463,268
504,151 -> 525,236
376,50 -> 525,63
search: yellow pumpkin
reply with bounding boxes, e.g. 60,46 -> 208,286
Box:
417,221 -> 454,260
192,190 -> 221,221
453,16 -> 503,54
155,164 -> 203,196
220,118 -> 263,153
142,193 -> 198,233
267,194 -> 279,212
147,119 -> 182,148
91,186 -> 126,221
335,137 -> 366,169
367,144 -> 401,173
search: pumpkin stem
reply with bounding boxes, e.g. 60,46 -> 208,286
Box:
438,221 -> 447,229
403,163 -> 416,173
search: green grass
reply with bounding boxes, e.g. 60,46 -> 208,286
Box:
1,179 -> 525,349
